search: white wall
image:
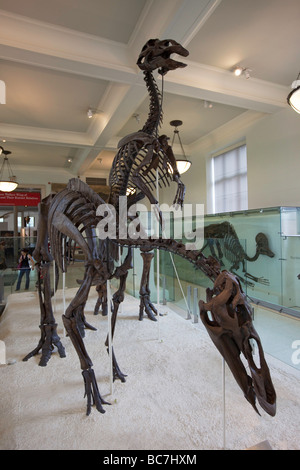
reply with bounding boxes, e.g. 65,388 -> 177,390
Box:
160,107 -> 300,213
247,108 -> 300,209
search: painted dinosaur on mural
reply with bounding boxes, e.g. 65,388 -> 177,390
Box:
199,221 -> 275,285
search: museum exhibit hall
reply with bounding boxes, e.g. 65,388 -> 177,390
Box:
0,0 -> 300,451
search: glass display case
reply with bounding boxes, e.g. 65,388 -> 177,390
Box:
0,209 -> 299,371
148,206 -> 300,318
128,206 -> 300,370
200,207 -> 300,316
3,207 -> 300,318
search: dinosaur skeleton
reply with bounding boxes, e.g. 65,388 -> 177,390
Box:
23,39 -> 276,418
107,39 -> 187,320
195,221 -> 275,286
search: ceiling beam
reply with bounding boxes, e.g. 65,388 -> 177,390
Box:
0,5 -> 288,115
0,9 -> 135,76
164,60 -> 288,113
0,2 -> 290,178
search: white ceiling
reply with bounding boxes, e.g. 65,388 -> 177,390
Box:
0,0 -> 298,179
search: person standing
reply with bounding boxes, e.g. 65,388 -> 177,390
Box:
16,248 -> 35,291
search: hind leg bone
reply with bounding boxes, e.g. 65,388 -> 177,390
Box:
63,265 -> 110,415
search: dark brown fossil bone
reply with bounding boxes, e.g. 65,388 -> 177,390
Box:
108,39 -> 187,320
199,270 -> 276,416
23,39 -> 276,418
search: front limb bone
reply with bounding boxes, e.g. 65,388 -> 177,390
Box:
172,174 -> 186,208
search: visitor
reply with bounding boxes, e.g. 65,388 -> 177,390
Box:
16,248 -> 35,291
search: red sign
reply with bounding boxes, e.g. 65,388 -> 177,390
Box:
0,191 -> 41,206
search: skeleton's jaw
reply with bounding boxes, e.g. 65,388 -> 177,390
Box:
200,306 -> 276,416
198,271 -> 276,417
245,337 -> 277,417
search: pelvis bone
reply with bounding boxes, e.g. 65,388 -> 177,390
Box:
199,270 -> 276,416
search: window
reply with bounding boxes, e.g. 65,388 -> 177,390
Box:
211,144 -> 248,214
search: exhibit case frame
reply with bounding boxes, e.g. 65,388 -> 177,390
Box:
0,208 -> 300,372
3,207 -> 300,318
126,206 -> 300,372
200,206 -> 300,317
150,206 -> 300,319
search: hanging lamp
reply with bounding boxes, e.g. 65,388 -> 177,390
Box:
170,120 -> 191,175
287,72 -> 300,114
0,146 -> 18,192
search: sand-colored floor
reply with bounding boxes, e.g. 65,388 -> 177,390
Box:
0,288 -> 299,450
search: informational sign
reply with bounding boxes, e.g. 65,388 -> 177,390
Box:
0,191 -> 41,206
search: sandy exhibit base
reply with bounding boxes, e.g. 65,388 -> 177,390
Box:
0,287 -> 299,450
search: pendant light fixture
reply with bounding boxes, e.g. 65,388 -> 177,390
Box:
287,72 -> 300,114
0,146 -> 18,192
170,120 -> 191,175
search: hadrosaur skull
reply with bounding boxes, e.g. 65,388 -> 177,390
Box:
137,38 -> 189,75
199,270 -> 276,416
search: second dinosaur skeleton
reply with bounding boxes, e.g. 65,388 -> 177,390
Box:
197,221 -> 275,286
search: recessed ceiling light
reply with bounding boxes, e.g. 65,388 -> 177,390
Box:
234,66 -> 243,76
87,107 -> 103,118
233,66 -> 251,79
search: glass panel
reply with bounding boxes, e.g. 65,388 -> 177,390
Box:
0,236 -> 91,306
158,237 -> 248,319
0,236 -> 37,305
1,207 -> 300,371
203,208 -> 282,306
253,304 -> 300,371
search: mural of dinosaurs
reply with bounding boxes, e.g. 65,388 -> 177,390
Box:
23,39 -> 276,418
198,221 -> 275,285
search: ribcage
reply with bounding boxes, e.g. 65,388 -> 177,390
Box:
47,179 -> 113,272
109,139 -> 173,199
223,234 -> 245,264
